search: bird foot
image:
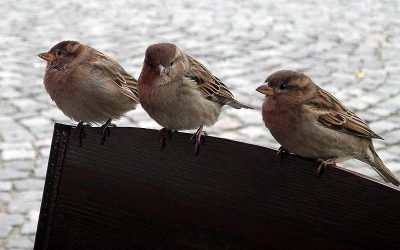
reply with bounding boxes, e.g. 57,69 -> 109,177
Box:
98,119 -> 115,145
276,146 -> 290,162
74,121 -> 91,147
158,128 -> 173,150
315,157 -> 337,176
189,126 -> 207,156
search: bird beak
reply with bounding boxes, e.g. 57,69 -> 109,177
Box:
38,52 -> 56,62
256,84 -> 274,96
158,65 -> 165,76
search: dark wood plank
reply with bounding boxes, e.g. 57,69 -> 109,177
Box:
35,123 -> 400,250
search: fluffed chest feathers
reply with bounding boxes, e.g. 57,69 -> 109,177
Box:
262,100 -> 303,139
139,83 -> 180,109
139,82 -> 221,130
43,70 -> 74,100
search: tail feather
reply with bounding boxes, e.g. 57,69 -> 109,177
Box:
227,99 -> 253,109
366,146 -> 400,186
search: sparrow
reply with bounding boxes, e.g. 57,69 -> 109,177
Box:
138,43 -> 252,154
38,41 -> 140,145
256,70 -> 400,186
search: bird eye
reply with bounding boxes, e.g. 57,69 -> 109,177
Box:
170,60 -> 174,67
56,50 -> 65,56
279,83 -> 287,90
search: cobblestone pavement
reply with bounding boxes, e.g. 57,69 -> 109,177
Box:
1,0 -> 400,248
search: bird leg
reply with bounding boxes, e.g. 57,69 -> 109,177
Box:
315,156 -> 337,176
99,118 -> 116,145
189,125 -> 207,155
276,146 -> 290,162
74,121 -> 91,147
158,128 -> 173,150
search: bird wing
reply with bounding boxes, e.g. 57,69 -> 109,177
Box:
307,88 -> 382,139
90,51 -> 140,103
184,55 -> 251,109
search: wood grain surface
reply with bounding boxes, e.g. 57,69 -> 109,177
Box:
34,123 -> 400,250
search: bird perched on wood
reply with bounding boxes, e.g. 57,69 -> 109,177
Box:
256,70 -> 400,186
138,43 -> 252,154
38,41 -> 139,145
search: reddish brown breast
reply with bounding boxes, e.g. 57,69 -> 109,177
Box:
43,69 -> 71,99
138,63 -> 157,86
262,99 -> 300,135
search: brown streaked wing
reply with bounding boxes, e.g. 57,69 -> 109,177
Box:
91,51 -> 140,103
184,55 -> 235,104
308,88 -> 382,139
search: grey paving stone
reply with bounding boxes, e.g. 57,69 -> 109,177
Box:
10,98 -> 46,113
0,225 -> 12,238
6,235 -> 34,249
214,116 -> 243,131
0,170 -> 29,181
386,160 -> 400,173
40,107 -> 70,122
13,179 -> 44,191
0,193 -> 12,205
386,145 -> 400,156
0,214 -> 24,226
34,158 -> 48,169
237,125 -> 272,143
0,0 -> 400,247
19,116 -> 53,129
7,200 -> 41,214
367,106 -> 397,118
3,160 -> 35,171
0,88 -> 21,99
0,102 -> 18,115
27,210 -> 39,225
226,108 -> 262,126
21,222 -> 37,235
0,142 -> 35,161
370,120 -> 400,133
0,182 -> 12,192
375,150 -> 398,163
0,117 -> 14,128
382,130 -> 400,145
0,129 -> 36,142
14,191 -> 43,202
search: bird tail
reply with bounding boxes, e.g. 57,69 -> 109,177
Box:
364,145 -> 400,186
227,99 -> 253,109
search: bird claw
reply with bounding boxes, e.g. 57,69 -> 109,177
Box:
276,146 -> 290,162
158,128 -> 173,150
189,126 -> 207,155
315,157 -> 337,176
98,119 -> 115,145
74,122 -> 91,147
